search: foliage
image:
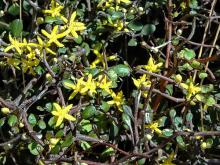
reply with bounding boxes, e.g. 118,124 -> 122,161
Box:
0,0 -> 220,164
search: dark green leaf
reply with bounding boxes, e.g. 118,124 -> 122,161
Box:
28,142 -> 43,156
8,4 -> 20,16
28,113 -> 37,126
9,19 -> 23,37
61,133 -> 73,148
141,24 -> 156,35
82,105 -> 96,119
38,120 -> 46,129
128,38 -> 137,46
128,21 -> 143,31
8,115 -> 18,127
186,112 -> 193,122
101,101 -> 110,112
112,64 -> 131,77
162,129 -> 173,137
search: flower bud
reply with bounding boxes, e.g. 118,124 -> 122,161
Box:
200,142 -> 207,150
46,73 -> 53,82
175,74 -> 182,83
177,29 -> 182,36
37,17 -> 44,25
138,7 -> 144,12
1,107 -> 10,114
145,134 -> 152,141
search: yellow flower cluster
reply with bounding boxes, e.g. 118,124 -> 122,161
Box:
3,0 -> 86,74
133,56 -> 163,97
63,74 -> 125,112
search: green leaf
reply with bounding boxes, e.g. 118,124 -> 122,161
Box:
55,130 -> 64,138
45,103 -> 52,112
38,120 -> 46,130
81,120 -> 92,133
112,64 -> 131,77
158,116 -> 167,127
107,69 -> 118,82
61,133 -> 73,148
28,142 -> 43,156
128,38 -> 137,46
8,4 -> 20,16
9,19 -> 23,37
7,115 -> 18,127
101,101 -> 110,112
44,16 -> 63,24
28,114 -> 37,126
199,72 -> 208,79
123,105 -> 134,121
0,118 -> 5,127
162,129 -> 173,137
178,48 -> 196,60
186,112 -> 193,122
48,117 -> 56,127
74,35 -> 83,44
169,109 -> 176,118
189,0 -> 198,9
80,141 -> 91,150
201,84 -> 214,93
110,122 -> 119,137
62,79 -> 74,89
141,24 -> 156,35
101,147 -> 114,156
122,113 -> 132,129
82,105 -> 96,119
111,11 -> 124,20
81,42 -> 90,56
128,21 -> 143,31
205,96 -> 216,106
176,135 -> 185,147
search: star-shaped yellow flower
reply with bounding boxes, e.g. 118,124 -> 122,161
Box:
66,11 -> 86,38
4,34 -> 24,54
63,77 -> 85,100
41,25 -> 68,47
107,91 -> 125,112
145,121 -> 162,135
42,0 -> 67,23
51,103 -> 76,127
180,77 -> 201,100
80,74 -> 97,97
161,151 -> 175,165
97,75 -> 113,94
142,56 -> 163,73
91,49 -> 117,68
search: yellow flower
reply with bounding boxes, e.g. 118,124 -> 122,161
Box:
142,56 -> 163,72
180,77 -> 201,100
42,0 -> 67,23
161,151 -> 175,165
21,58 -> 40,74
80,74 -> 97,97
132,74 -> 151,89
36,36 -> 56,55
91,49 -> 117,68
41,25 -> 68,47
66,11 -> 86,38
4,34 -> 24,54
63,77 -> 85,100
107,91 -> 125,112
145,121 -> 162,135
132,74 -> 151,97
49,138 -> 60,149
97,75 -> 113,94
51,103 -> 76,127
